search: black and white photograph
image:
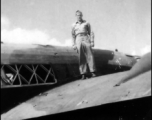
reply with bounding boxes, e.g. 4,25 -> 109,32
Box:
1,0 -> 151,119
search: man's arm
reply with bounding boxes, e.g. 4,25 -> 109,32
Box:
71,24 -> 77,50
87,23 -> 95,47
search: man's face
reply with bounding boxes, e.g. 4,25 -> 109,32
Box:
76,12 -> 82,21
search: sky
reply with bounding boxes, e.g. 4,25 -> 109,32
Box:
1,0 -> 151,56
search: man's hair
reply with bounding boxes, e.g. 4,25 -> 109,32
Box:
76,10 -> 83,16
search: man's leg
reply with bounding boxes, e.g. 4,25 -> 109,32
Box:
84,42 -> 96,77
76,41 -> 88,79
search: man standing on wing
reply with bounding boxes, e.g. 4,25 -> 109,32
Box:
71,10 -> 96,80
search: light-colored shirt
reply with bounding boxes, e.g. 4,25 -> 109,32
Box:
71,20 -> 94,46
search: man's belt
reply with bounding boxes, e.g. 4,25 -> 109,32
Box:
76,33 -> 88,37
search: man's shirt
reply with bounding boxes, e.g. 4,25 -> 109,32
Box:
71,20 -> 94,46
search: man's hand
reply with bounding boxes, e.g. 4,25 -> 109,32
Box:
72,45 -> 77,50
91,42 -> 94,47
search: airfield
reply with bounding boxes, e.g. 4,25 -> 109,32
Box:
1,69 -> 151,120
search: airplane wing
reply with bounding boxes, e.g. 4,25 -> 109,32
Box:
1,70 -> 151,120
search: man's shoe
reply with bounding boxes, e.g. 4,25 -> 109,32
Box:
91,72 -> 97,78
81,74 -> 86,80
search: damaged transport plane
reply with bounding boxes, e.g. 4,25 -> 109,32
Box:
1,42 -> 151,120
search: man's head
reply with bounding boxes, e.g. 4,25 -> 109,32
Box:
75,10 -> 83,22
